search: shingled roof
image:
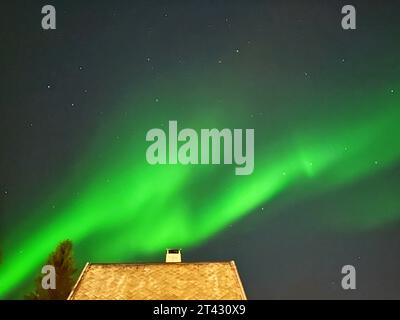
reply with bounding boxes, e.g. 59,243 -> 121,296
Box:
68,261 -> 247,300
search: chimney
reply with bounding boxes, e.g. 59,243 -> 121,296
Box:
166,249 -> 182,263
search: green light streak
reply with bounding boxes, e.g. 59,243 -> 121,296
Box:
0,91 -> 399,298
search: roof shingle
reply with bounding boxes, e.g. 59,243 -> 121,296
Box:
68,261 -> 246,300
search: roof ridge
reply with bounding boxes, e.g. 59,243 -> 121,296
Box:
86,261 -> 234,266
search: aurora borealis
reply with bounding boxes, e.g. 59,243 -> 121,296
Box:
1,0 -> 400,299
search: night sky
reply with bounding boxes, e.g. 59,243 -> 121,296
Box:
1,0 -> 400,299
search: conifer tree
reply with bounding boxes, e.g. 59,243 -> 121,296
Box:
25,240 -> 77,300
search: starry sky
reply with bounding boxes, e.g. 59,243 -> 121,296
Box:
1,0 -> 400,299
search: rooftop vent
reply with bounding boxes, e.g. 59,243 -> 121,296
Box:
166,249 -> 182,263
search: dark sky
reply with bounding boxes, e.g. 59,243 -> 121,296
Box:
1,0 -> 400,299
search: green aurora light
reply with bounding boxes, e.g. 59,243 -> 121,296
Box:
0,87 -> 399,298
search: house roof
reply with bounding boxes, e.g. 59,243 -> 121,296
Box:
68,261 -> 247,300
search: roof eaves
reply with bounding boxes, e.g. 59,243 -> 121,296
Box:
67,262 -> 91,300
230,261 -> 247,300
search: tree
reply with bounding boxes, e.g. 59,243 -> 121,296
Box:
25,240 -> 77,300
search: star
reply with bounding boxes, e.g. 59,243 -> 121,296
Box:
218,59 -> 223,64
390,89 -> 394,94
235,49 -> 240,54
47,84 -> 52,89
78,66 -> 84,71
